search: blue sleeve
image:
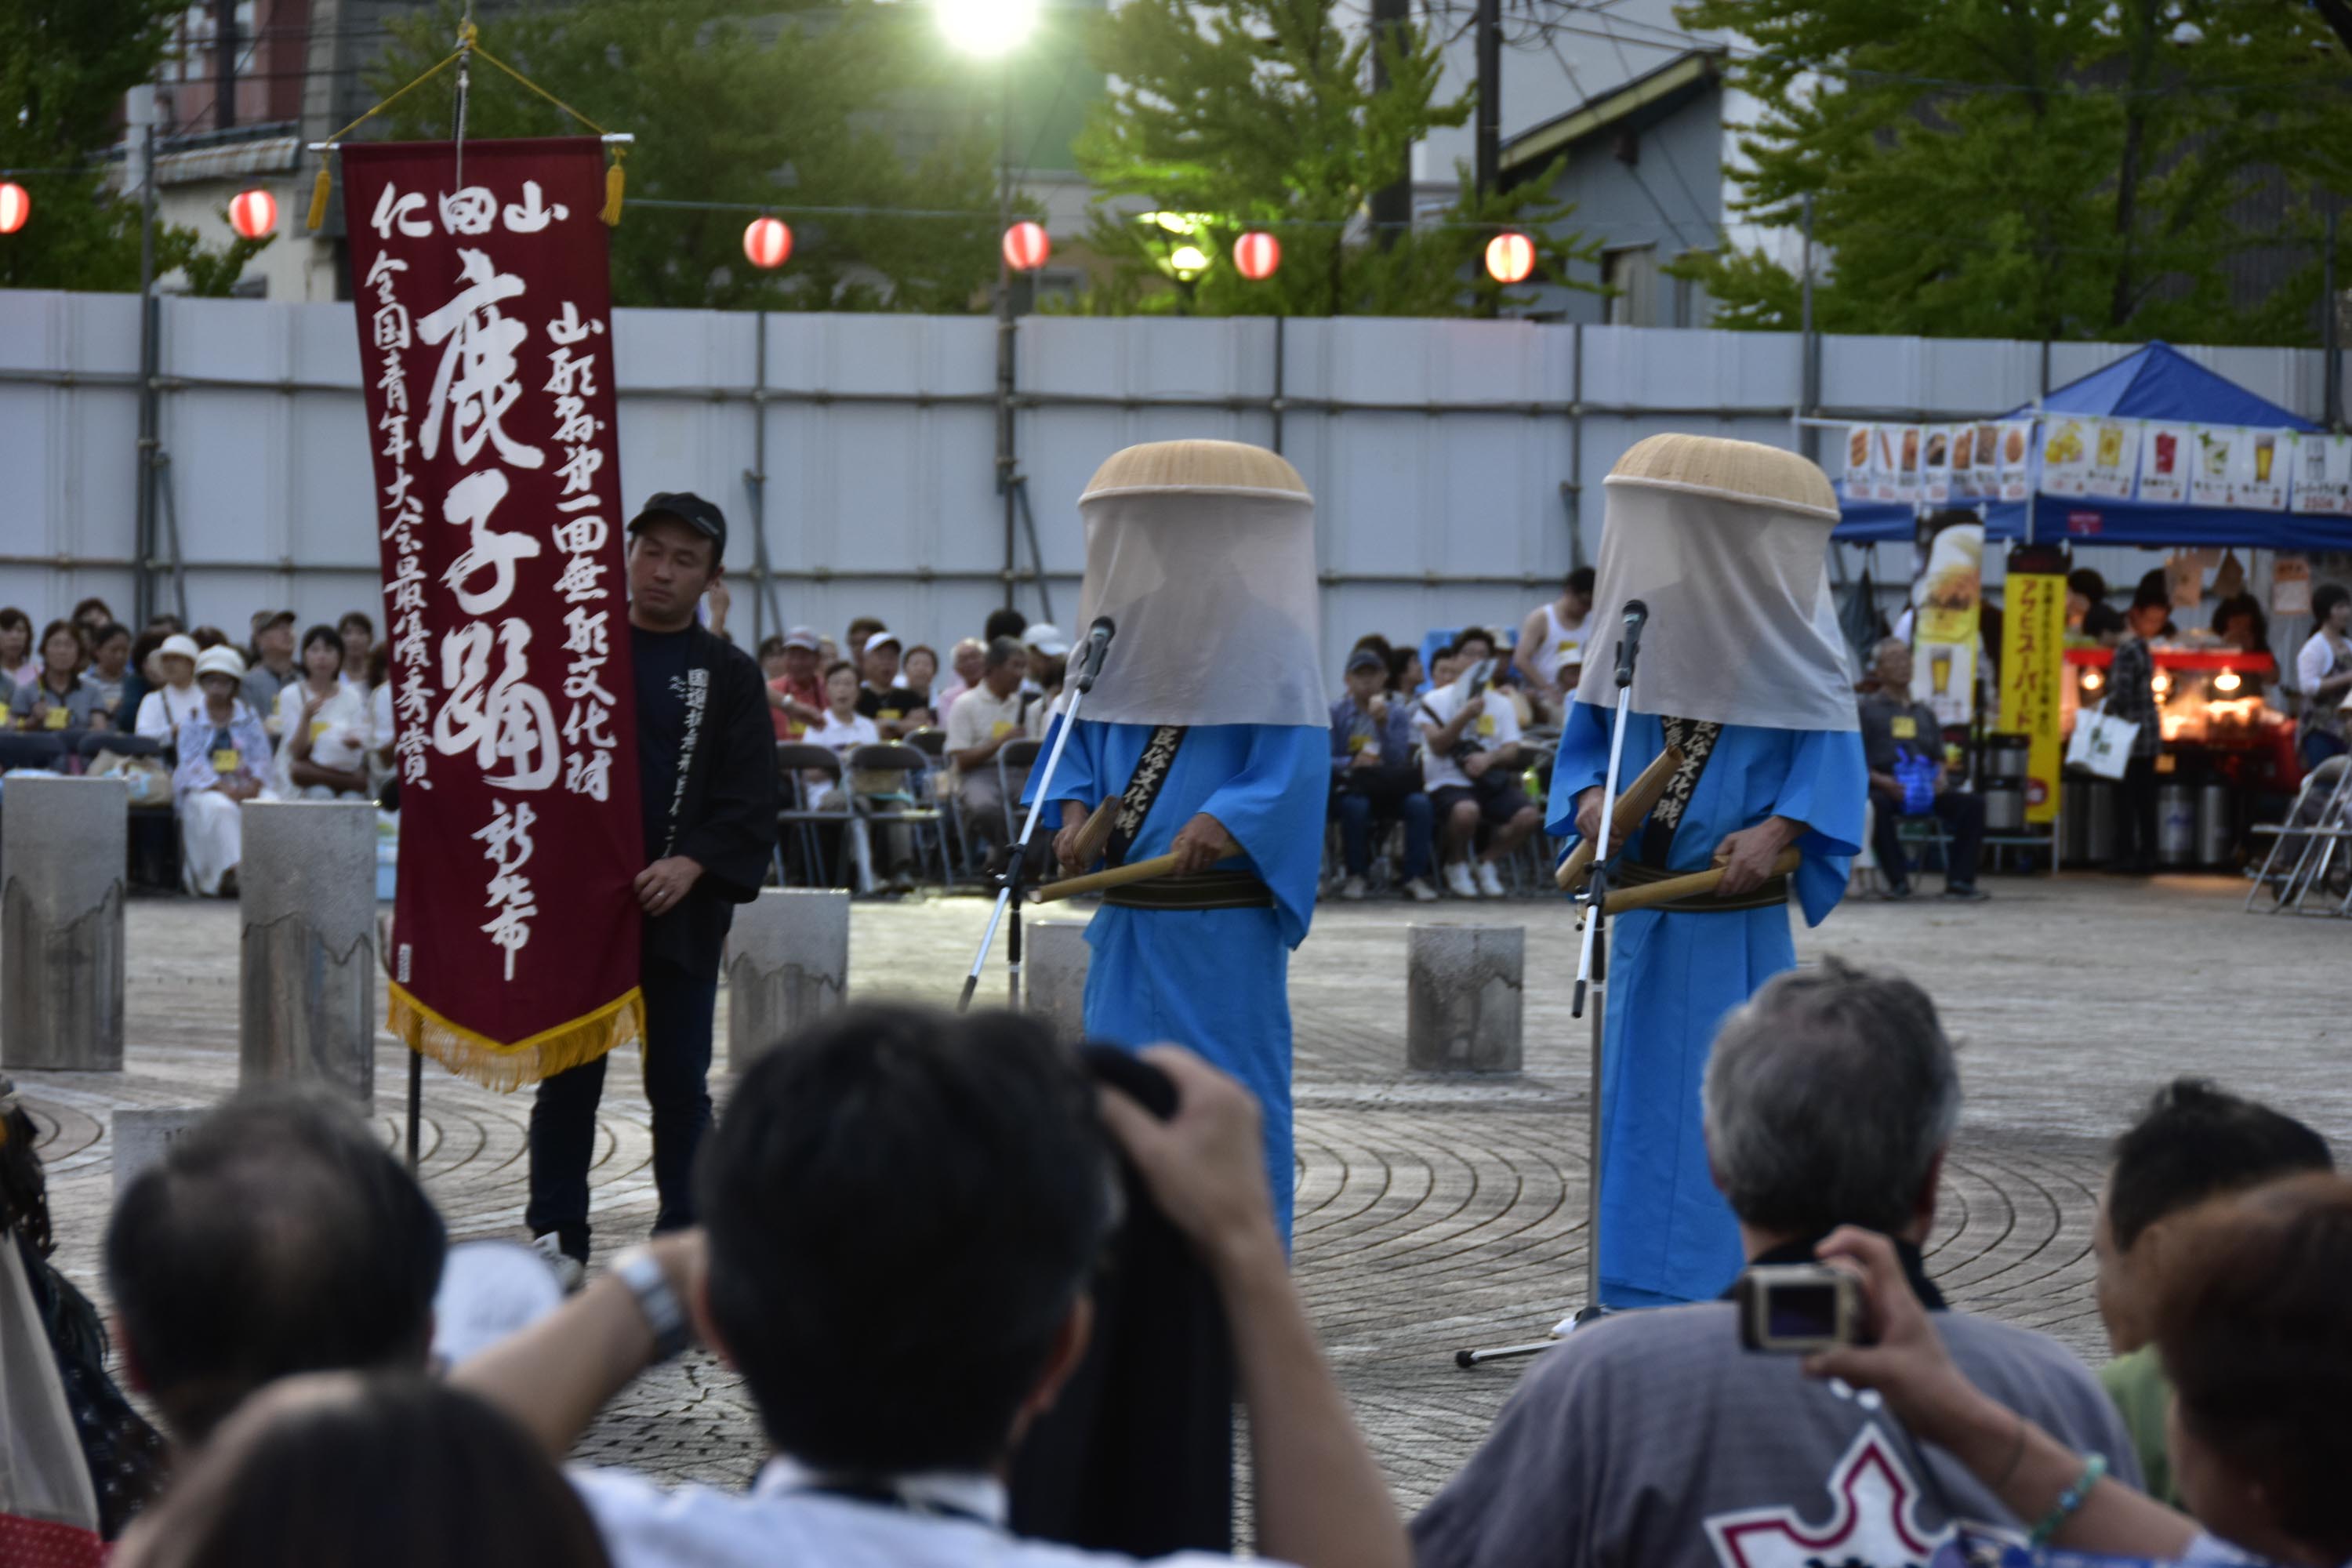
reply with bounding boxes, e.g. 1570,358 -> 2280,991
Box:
1026,714 -> 1100,822
1201,725 -> 1330,949
1543,699 -> 1614,841
1777,727 -> 1868,927
172,717 -> 210,798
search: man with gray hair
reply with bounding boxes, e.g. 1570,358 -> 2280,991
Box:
1414,960 -> 2133,1568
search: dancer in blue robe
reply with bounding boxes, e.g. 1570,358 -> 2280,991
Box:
1036,720 -> 1329,1241
1551,432 -> 1871,1308
1548,709 -> 1864,1305
1025,438 -> 1334,1248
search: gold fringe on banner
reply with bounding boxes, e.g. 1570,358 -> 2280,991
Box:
304,18 -> 631,233
388,982 -> 644,1094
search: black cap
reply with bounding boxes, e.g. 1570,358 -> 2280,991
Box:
1345,648 -> 1386,674
629,492 -> 728,561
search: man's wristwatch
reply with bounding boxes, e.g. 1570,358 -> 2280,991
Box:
611,1247 -> 693,1363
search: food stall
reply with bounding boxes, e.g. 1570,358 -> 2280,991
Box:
2063,644 -> 2299,866
1828,343 -> 2350,872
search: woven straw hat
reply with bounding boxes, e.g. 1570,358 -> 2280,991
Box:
1606,433 -> 1837,520
1082,439 -> 1309,499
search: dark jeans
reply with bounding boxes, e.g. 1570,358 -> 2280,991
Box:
1335,789 -> 1432,879
2303,727 -> 2348,772
2114,754 -> 2160,872
1871,788 -> 1986,890
525,955 -> 717,1261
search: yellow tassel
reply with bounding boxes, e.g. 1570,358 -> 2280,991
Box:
387,982 -> 644,1094
307,163 -> 332,231
601,151 -> 625,227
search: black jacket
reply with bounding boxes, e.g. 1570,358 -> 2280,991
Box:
644,625 -> 775,980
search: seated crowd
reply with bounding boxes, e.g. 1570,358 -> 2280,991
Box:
6,961 -> 2345,1568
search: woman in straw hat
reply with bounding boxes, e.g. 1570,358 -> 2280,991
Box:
1552,434 -> 1869,1306
1040,441 -> 1333,1244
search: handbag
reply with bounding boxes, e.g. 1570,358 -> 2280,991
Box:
2066,706 -> 2140,781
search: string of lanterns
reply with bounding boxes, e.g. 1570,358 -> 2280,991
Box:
0,177 -> 1540,290
737,216 -> 1540,285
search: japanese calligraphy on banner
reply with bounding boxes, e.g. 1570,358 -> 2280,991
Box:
343,137 -> 645,1091
1998,557 -> 2066,826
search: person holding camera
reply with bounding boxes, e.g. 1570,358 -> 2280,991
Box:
1418,630 -> 1541,900
1330,648 -> 1437,902
1414,960 -> 2136,1568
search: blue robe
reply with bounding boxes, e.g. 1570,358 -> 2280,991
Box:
1547,702 -> 1866,1306
1033,720 -> 1329,1243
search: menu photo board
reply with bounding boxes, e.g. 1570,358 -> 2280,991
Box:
2082,417 -> 2137,499
2190,426 -> 2241,507
1921,423 -> 1956,503
1995,419 -> 2033,500
1842,422 -> 1878,498
2040,416 -> 2092,497
2138,422 -> 2192,504
2288,430 -> 2352,515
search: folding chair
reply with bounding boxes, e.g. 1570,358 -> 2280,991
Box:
902,727 -> 970,869
846,742 -> 954,890
772,742 -> 846,889
995,737 -> 1043,842
2247,756 -> 2352,914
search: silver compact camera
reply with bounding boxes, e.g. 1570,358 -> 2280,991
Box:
1733,1264 -> 1862,1353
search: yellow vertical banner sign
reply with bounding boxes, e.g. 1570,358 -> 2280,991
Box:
1999,558 -> 2068,825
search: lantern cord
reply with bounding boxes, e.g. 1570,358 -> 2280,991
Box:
304,19 -> 629,233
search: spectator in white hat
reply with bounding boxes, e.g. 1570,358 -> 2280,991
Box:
135,633 -> 205,744
173,648 -> 276,896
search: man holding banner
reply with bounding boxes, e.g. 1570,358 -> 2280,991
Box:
528,493 -> 776,1279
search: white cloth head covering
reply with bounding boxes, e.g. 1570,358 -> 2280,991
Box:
1074,440 -> 1325,728
195,645 -> 247,683
1573,434 -> 1858,732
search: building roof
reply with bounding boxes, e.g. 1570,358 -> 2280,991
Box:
1500,49 -> 1725,179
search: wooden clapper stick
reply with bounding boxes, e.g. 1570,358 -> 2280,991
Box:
1554,746 -> 1684,892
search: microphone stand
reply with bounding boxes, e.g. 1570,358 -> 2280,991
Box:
957,621 -> 1114,1014
1455,603 -> 1648,1367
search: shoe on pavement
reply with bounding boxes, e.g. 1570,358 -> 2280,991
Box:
1882,880 -> 1914,901
531,1232 -> 586,1294
1475,861 -> 1508,898
1443,861 -> 1479,899
1339,874 -> 1367,901
1942,883 -> 1991,902
1403,876 -> 1439,903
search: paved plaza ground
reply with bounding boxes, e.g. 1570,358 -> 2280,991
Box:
14,869 -> 2349,1513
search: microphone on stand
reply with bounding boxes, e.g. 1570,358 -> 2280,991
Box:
1076,616 -> 1116,691
1613,599 -> 1649,688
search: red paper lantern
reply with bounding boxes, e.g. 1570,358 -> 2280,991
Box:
1483,230 -> 1536,285
742,216 -> 793,270
1234,230 -> 1281,281
0,183 -> 27,235
1002,220 -> 1051,273
228,188 -> 277,240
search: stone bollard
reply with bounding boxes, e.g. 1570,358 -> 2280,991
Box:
1024,920 -> 1091,1044
1406,925 -> 1524,1073
114,1107 -> 209,1198
1,775 -> 128,1071
239,800 -> 378,1105
726,888 -> 849,1073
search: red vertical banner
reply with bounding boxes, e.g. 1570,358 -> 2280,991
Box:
343,137 -> 644,1089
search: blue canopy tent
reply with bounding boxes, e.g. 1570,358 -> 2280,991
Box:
1832,343 -> 2343,549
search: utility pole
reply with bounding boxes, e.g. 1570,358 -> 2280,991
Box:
130,85 -> 161,627
214,0 -> 239,131
1474,0 -> 1501,199
1368,0 -> 1410,245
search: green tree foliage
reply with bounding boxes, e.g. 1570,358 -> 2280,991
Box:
1675,0 -> 2352,345
0,0 -> 262,292
372,0 -> 1008,311
1071,0 -> 1596,315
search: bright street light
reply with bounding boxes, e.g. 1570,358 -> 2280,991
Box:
938,0 -> 1040,56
